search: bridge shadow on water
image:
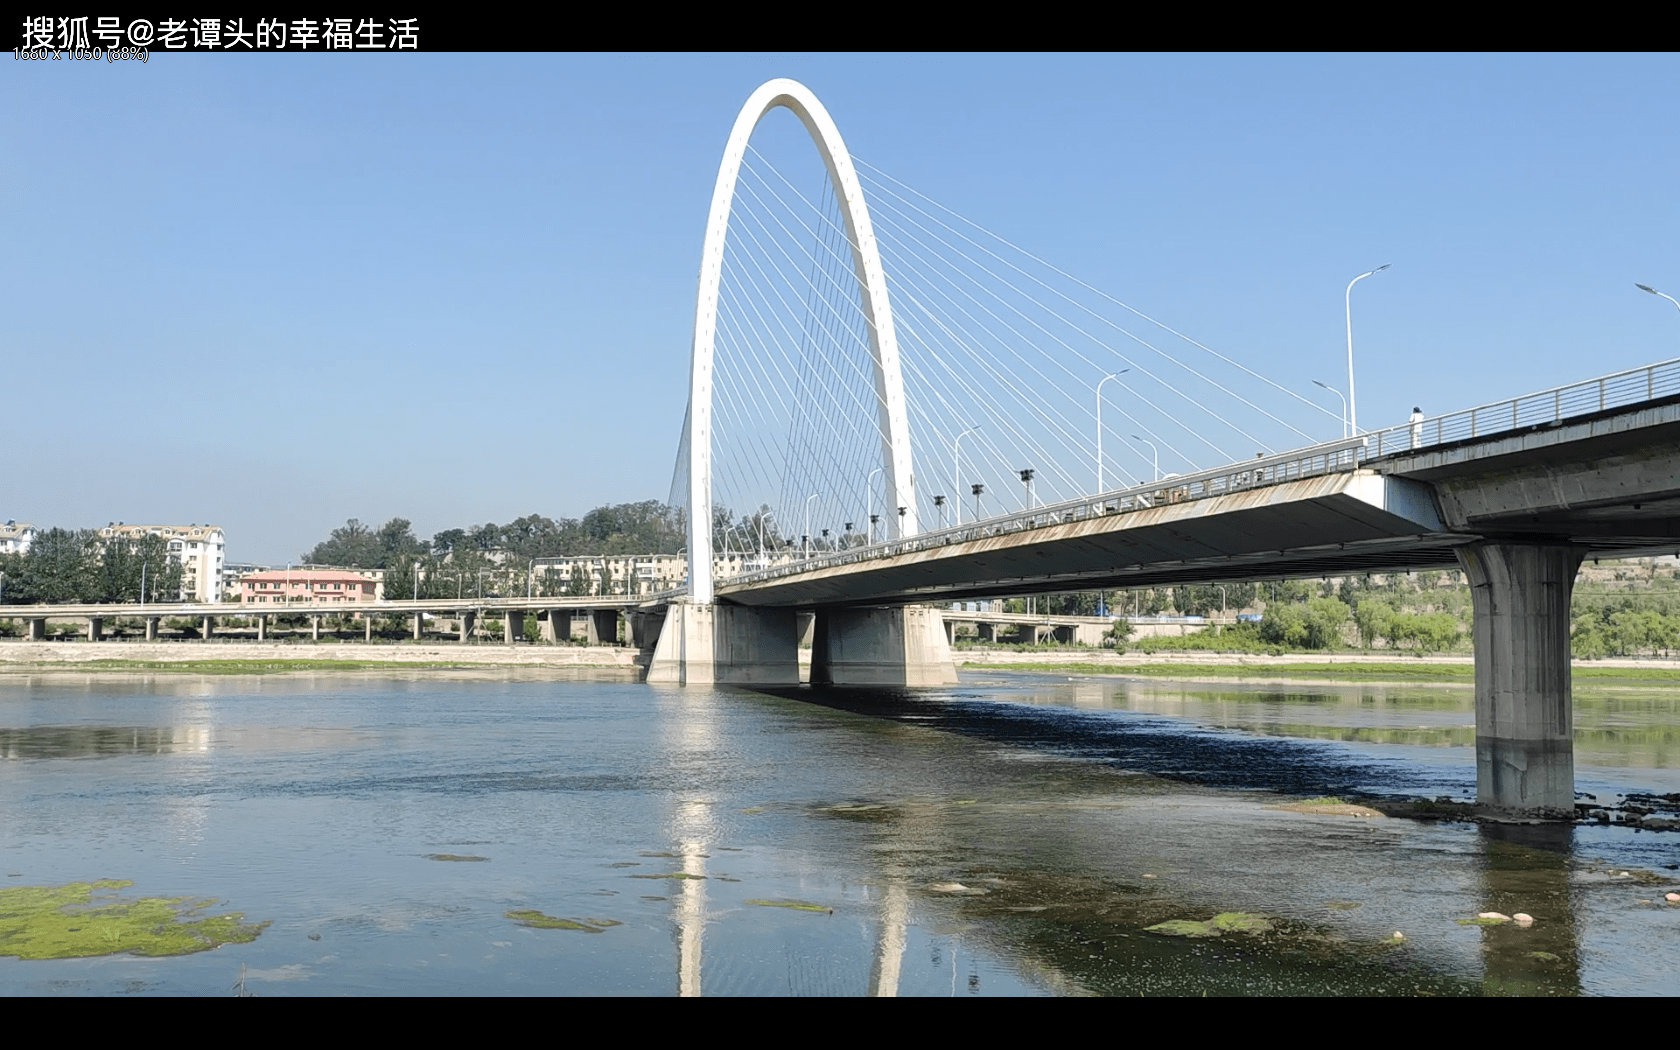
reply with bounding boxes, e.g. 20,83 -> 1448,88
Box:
750,679 -> 1462,803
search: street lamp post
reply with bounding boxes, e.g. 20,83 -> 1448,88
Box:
952,424 -> 981,525
971,482 -> 985,522
1345,264 -> 1390,435
933,494 -> 946,529
1637,283 -> 1680,315
865,467 -> 883,543
1018,468 -> 1035,512
1131,435 -> 1159,482
1096,370 -> 1128,493
804,493 -> 817,559
1312,380 -> 1349,439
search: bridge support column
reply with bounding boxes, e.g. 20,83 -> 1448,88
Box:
310,615 -> 320,642
504,611 -> 523,644
1457,541 -> 1585,816
811,606 -> 958,687
87,617 -> 103,642
202,616 -> 214,641
255,614 -> 266,641
364,615 -> 373,642
587,609 -> 618,646
27,618 -> 45,641
629,609 -> 663,652
413,612 -> 424,640
144,617 -> 159,641
646,602 -> 799,685
459,612 -> 475,643
978,622 -> 997,643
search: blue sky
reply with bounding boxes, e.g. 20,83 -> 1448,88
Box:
5,53 -> 1678,562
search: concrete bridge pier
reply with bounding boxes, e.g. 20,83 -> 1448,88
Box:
977,622 -> 998,643
646,602 -> 798,685
586,609 -> 619,646
459,612 -> 475,643
310,615 -> 321,641
144,617 -> 159,641
26,618 -> 44,641
504,611 -> 524,644
628,609 -> 663,651
254,615 -> 266,641
412,612 -> 424,640
811,606 -> 958,687
201,616 -> 214,641
1457,541 -> 1585,816
87,617 -> 103,642
364,615 -> 374,642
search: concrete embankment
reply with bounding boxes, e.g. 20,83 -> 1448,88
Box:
0,640 -> 641,669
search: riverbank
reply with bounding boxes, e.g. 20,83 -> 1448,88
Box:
957,647 -> 1680,682
0,640 -> 641,673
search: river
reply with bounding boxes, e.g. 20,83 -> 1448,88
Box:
2,668 -> 1677,995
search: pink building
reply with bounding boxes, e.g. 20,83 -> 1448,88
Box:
240,569 -> 376,604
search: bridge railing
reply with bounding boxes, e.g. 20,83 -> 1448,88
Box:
723,437 -> 1368,588
1363,356 -> 1680,458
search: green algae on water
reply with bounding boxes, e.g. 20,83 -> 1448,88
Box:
746,898 -> 831,913
0,880 -> 268,960
505,910 -> 617,932
1144,912 -> 1274,938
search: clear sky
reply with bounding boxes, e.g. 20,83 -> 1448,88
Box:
5,53 -> 1678,563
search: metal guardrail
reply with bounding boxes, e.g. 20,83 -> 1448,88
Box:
718,356 -> 1680,592
1363,356 -> 1680,458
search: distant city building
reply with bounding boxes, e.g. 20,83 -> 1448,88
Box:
98,523 -> 225,603
529,550 -> 801,597
0,521 -> 36,557
222,562 -> 270,600
297,564 -> 385,598
239,568 -> 378,604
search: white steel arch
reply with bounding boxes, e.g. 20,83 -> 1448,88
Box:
687,78 -> 917,602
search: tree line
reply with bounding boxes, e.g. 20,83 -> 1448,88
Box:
302,501 -> 687,567
0,529 -> 185,605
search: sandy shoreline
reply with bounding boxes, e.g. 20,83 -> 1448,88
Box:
1,640 -> 1675,680
0,639 -> 641,668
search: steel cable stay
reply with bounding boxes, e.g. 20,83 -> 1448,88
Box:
854,157 -> 1342,426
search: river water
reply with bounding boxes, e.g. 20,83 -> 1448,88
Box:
2,669 -> 1677,996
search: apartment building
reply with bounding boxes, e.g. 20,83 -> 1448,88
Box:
0,521 -> 36,557
97,523 -> 226,603
239,568 -> 378,604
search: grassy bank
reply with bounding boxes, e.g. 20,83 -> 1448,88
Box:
969,660 -> 1680,683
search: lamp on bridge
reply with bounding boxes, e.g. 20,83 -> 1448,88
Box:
933,494 -> 946,529
869,513 -> 879,544
1636,283 -> 1680,315
1311,380 -> 1348,440
971,482 -> 985,521
1345,263 -> 1391,436
1018,468 -> 1035,510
